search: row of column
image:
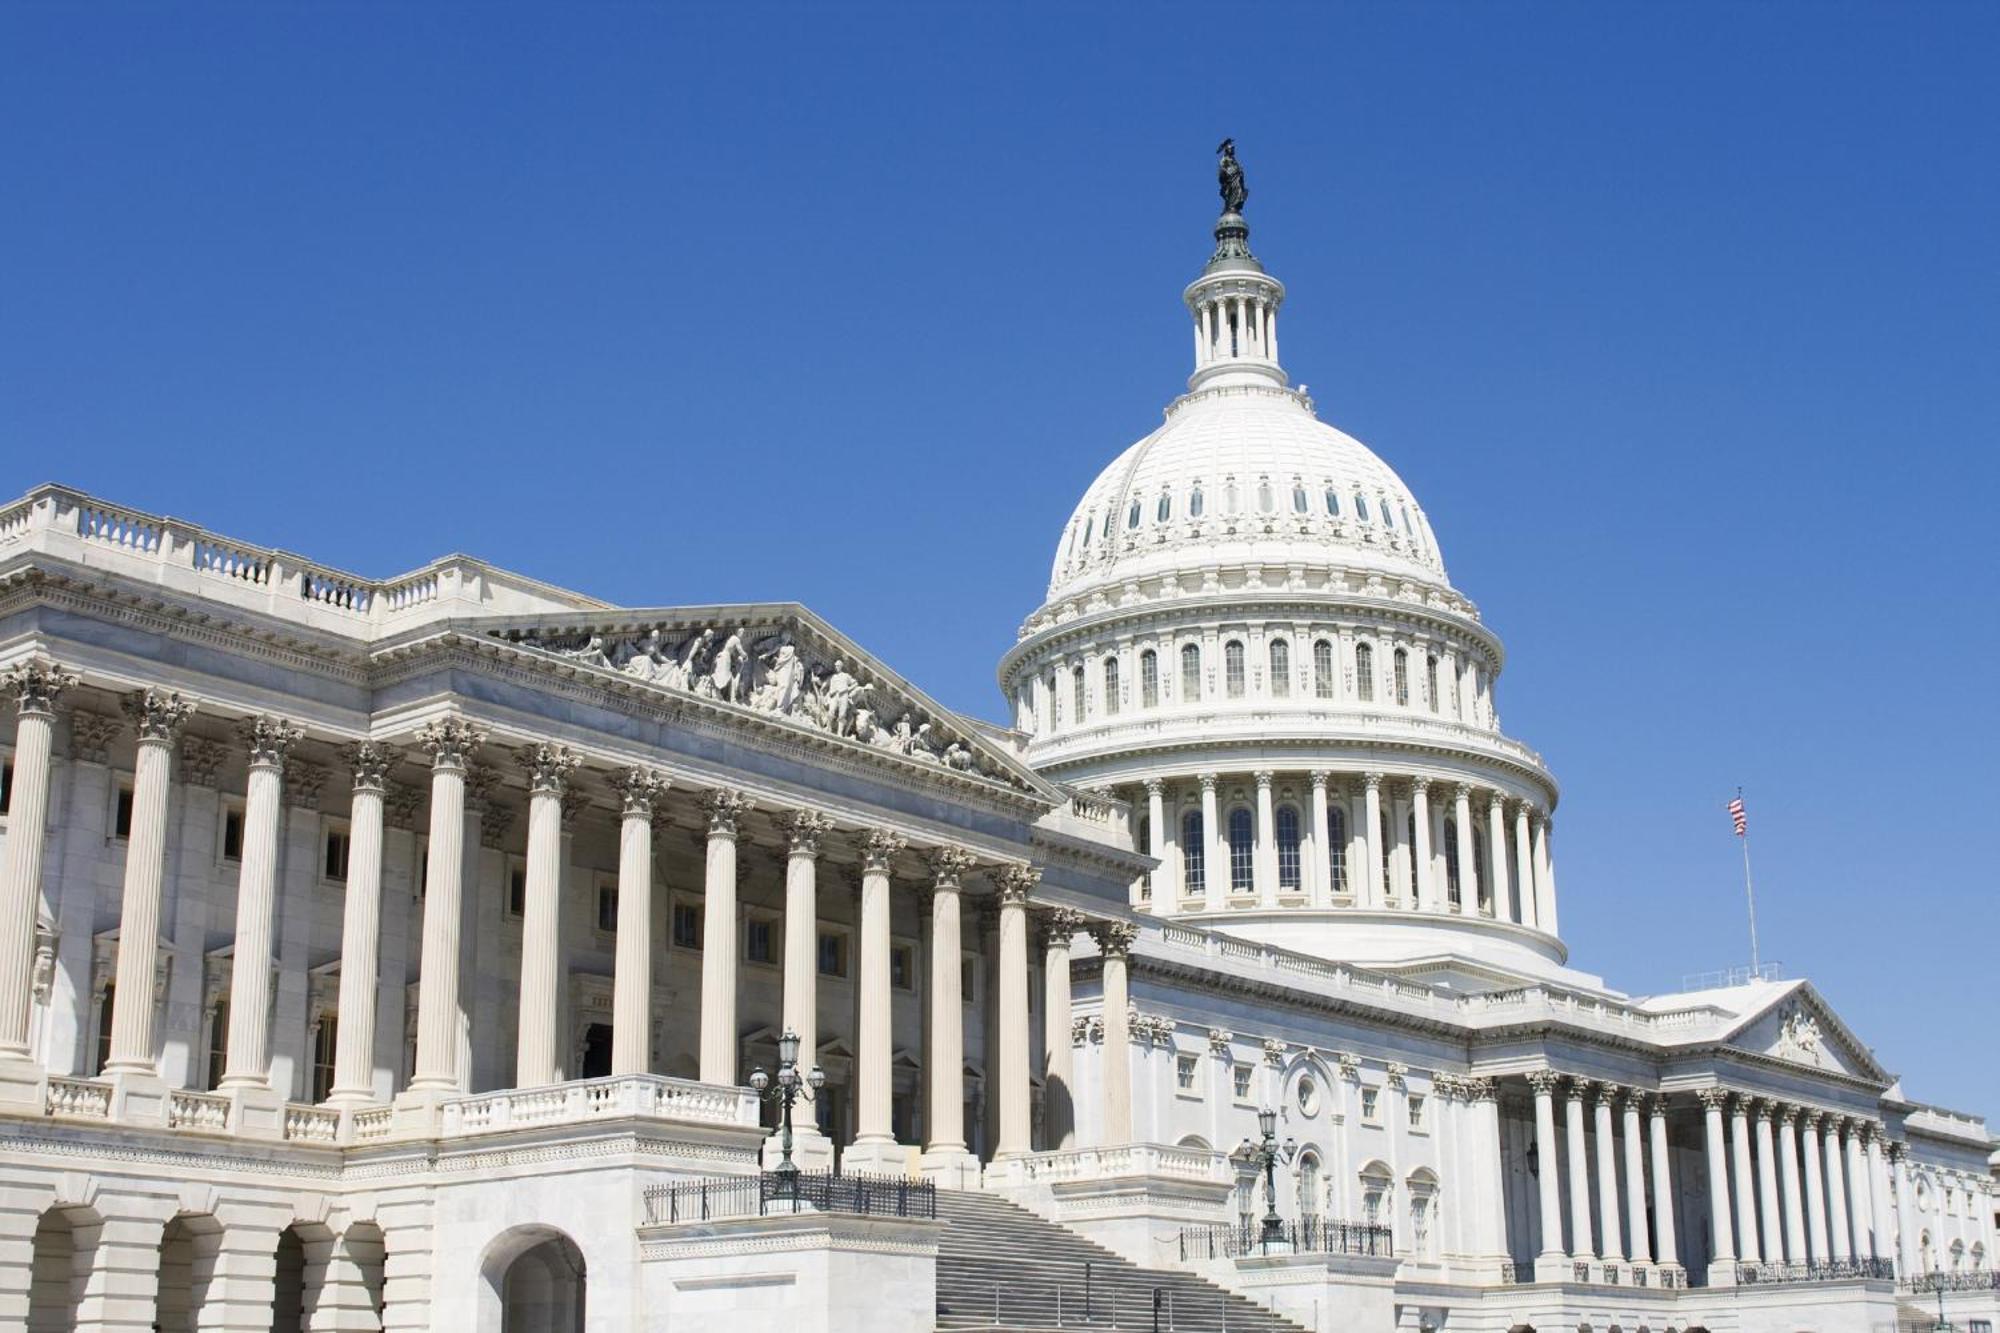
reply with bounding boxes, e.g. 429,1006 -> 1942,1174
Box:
1527,1073 -> 1681,1275
1136,770 -> 1556,933
0,670 -> 1117,1167
1695,1089 -> 1899,1274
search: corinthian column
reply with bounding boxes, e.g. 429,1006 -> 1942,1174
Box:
1512,802 -> 1537,928
1040,908 -> 1080,1149
1252,771 -> 1276,906
104,689 -> 195,1078
1308,771 -> 1332,906
1778,1106 -> 1808,1263
1845,1119 -> 1874,1258
1097,921 -> 1136,1146
1649,1095 -> 1680,1269
921,847 -> 975,1178
698,789 -> 750,1086
1528,1071 -> 1566,1269
515,743 -> 579,1088
408,716 -> 486,1094
219,714 -> 301,1090
1824,1115 -> 1853,1261
847,828 -> 906,1170
1754,1100 -> 1785,1262
1730,1095 -> 1761,1262
1622,1091 -> 1650,1266
1362,773 -> 1385,908
1410,779 -> 1435,911
1563,1078 -> 1596,1261
611,768 -> 667,1077
1199,774 -> 1224,911
1453,785 -> 1480,915
1800,1110 -> 1830,1259
326,743 -> 391,1105
0,662 -> 76,1065
1865,1125 -> 1892,1268
1698,1088 -> 1736,1276
778,808 -> 831,1078
1594,1082 -> 1624,1261
1486,792 -> 1513,923
992,863 -> 1036,1159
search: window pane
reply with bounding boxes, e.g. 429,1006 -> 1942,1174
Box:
1313,641 -> 1334,698
1356,643 -> 1375,702
1328,807 -> 1348,893
1140,650 -> 1159,708
1276,806 -> 1301,889
1269,640 -> 1290,698
1393,649 -> 1410,706
1224,642 -> 1245,698
1181,810 -> 1205,893
1181,644 -> 1201,700
1228,808 -> 1254,892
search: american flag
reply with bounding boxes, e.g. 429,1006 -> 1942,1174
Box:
1728,795 -> 1747,837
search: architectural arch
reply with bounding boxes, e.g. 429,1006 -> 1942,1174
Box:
320,1220 -> 388,1331
1294,1146 -> 1324,1219
479,1225 -> 587,1333
27,1202 -> 100,1333
1358,1160 -> 1394,1231
1176,1134 -> 1212,1152
156,1212 -> 223,1333
270,1219 -> 337,1333
1406,1166 -> 1439,1259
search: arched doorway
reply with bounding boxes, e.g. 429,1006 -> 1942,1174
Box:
157,1213 -> 221,1333
270,1221 -> 335,1333
28,1204 -> 99,1332
324,1221 -> 387,1329
480,1227 -> 586,1333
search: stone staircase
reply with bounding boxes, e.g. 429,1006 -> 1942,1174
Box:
934,1190 -> 1307,1331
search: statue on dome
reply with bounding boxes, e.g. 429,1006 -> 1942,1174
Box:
1217,138 -> 1248,215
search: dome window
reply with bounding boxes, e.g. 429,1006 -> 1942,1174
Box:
1082,515 -> 1095,547
1292,485 -> 1308,514
1139,649 -> 1159,707
1071,665 -> 1087,721
1269,639 -> 1291,698
1180,643 -> 1202,700
1126,501 -> 1141,531
1227,808 -> 1254,893
1325,487 -> 1340,517
1355,642 -> 1375,702
1103,656 -> 1121,715
1313,641 -> 1335,698
1189,487 -> 1205,518
1157,493 -> 1172,523
1276,806 -> 1302,889
1181,810 -> 1206,894
1426,655 -> 1440,713
1393,648 -> 1410,706
1327,806 -> 1348,894
1224,641 -> 1246,698
1353,494 -> 1370,523
1224,481 -> 1240,514
1256,480 -> 1275,514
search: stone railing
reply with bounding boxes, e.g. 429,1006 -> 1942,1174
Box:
1005,1141 -> 1230,1185
165,1090 -> 231,1133
0,483 -> 605,632
43,1076 -> 111,1120
438,1073 -> 759,1137
349,1106 -> 395,1142
283,1104 -> 340,1143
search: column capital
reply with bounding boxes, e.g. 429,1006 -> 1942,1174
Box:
558,786 -> 590,828
1566,1075 -> 1595,1100
995,862 -> 1040,903
1362,771 -> 1384,793
415,715 -> 488,770
1777,1102 -> 1803,1126
1093,920 -> 1138,957
1336,1050 -> 1362,1080
615,766 -> 670,819
925,844 -> 977,886
1857,1120 -> 1881,1145
702,787 -> 752,837
124,688 -> 196,744
1198,772 -> 1219,793
1487,790 -> 1506,814
1526,1069 -> 1564,1096
238,713 -> 302,768
1410,775 -> 1431,796
3,660 -> 79,717
1623,1088 -> 1654,1115
1453,781 -> 1476,803
1695,1086 -> 1731,1112
179,736 -> 228,788
1253,769 -> 1273,789
520,742 -> 582,796
1142,776 -> 1164,797
1037,907 -> 1085,948
478,803 -> 516,851
1592,1080 -> 1622,1108
1384,1061 -> 1408,1087
1465,1076 -> 1499,1103
1728,1091 -> 1755,1117
861,828 -> 908,873
1308,769 -> 1330,789
341,741 -> 395,794
1885,1139 -> 1908,1164
463,762 -> 500,811
780,808 -> 834,855
1799,1106 -> 1826,1130
1207,1028 -> 1234,1055
1753,1098 -> 1777,1124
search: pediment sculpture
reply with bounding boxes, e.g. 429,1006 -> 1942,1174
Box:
1776,1005 -> 1825,1067
504,622 -> 999,781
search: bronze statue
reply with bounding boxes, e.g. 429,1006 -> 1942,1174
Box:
1217,138 -> 1248,214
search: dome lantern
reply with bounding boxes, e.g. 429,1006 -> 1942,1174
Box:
1184,141 -> 1288,392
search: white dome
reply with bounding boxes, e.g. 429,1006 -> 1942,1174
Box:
1045,382 -> 1449,604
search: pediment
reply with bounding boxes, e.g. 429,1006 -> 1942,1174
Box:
482,604 -> 1057,803
1722,982 -> 1887,1084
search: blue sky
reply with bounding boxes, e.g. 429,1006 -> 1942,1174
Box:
5,6 -> 1996,1114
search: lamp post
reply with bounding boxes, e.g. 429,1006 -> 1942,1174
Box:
749,1027 -> 826,1180
1236,1106 -> 1298,1251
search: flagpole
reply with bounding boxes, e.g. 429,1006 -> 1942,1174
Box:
1737,786 -> 1760,975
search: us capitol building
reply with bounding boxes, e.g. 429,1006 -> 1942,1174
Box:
0,152 -> 1992,1333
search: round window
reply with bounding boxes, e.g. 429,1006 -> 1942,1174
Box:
1296,1076 -> 1320,1117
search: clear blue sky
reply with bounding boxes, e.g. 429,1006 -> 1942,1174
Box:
5,6 -> 1996,1115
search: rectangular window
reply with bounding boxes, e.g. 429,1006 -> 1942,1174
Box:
1393,651 -> 1410,706
961,955 -> 977,1003
1426,656 -> 1440,713
672,901 -> 703,950
890,943 -> 915,991
507,860 -> 527,918
745,917 -> 775,965
1181,646 -> 1201,701
1232,1064 -> 1253,1101
1140,652 -> 1159,708
1313,641 -> 1335,698
218,803 -> 242,859
1177,1054 -> 1198,1091
1225,642 -> 1246,698
1408,1093 -> 1426,1130
311,1014 -> 338,1103
205,997 -> 229,1091
597,881 -> 620,935
115,783 -> 137,841
323,825 -> 351,882
1103,658 -> 1120,717
1361,1086 -> 1380,1122
817,931 -> 848,979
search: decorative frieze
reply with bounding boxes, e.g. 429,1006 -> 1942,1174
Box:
67,711 -> 122,763
178,736 -> 229,788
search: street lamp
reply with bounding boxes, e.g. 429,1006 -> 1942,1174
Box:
1236,1106 -> 1298,1251
749,1028 -> 826,1180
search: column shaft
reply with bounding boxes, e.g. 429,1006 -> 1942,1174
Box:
328,749 -> 388,1103
1845,1126 -> 1873,1258
1362,775 -> 1384,908
1252,772 -> 1276,906
1531,1076 -> 1565,1258
1622,1097 -> 1650,1264
410,717 -> 483,1093
1824,1120 -> 1852,1260
1731,1101 -> 1761,1261
1042,916 -> 1076,1149
106,698 -> 191,1074
1513,804 -> 1537,929
854,831 -> 902,1148
697,791 -> 747,1086
1778,1111 -> 1808,1263
1454,786 -> 1479,913
779,812 -> 828,1086
1701,1092 -> 1736,1265
611,770 -> 666,1076
1099,925 -> 1134,1146
1565,1082 -> 1595,1259
1891,1148 -> 1915,1275
1308,773 -> 1331,907
1533,816 -> 1559,934
1145,781 -> 1167,904
923,852 -> 969,1160
1866,1132 -> 1892,1269
1649,1102 -> 1680,1267
515,755 -> 570,1088
1595,1089 -> 1624,1261
1410,781 -> 1434,911
1755,1106 -> 1785,1263
1487,795 -> 1513,923
1200,776 -> 1224,912
994,869 -> 1032,1156
0,665 -> 71,1058
1802,1115 -> 1830,1259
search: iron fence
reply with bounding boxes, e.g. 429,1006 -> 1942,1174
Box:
1902,1269 -> 2000,1293
1177,1217 -> 1393,1262
644,1170 -> 935,1225
1735,1257 -> 1896,1285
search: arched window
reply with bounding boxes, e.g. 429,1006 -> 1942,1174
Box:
1126,500 -> 1141,530
1426,655 -> 1440,714
1182,810 -> 1206,894
1071,665 -> 1086,721
1189,486 -> 1204,518
1224,641 -> 1246,698
1292,485 -> 1309,514
1082,514 -> 1095,546
1257,480 -> 1275,513
1355,642 -> 1375,702
1269,639 -> 1290,697
1393,648 -> 1410,706
1180,643 -> 1201,701
1313,640 -> 1335,698
1224,480 -> 1240,513
1380,500 -> 1397,530
1276,805 -> 1301,890
1103,656 -> 1121,717
1227,807 -> 1254,894
1157,492 -> 1172,523
1327,806 -> 1348,894
1139,649 -> 1159,708
1325,486 -> 1340,516
1443,819 -> 1461,907
1354,494 -> 1370,523
1296,1151 -> 1321,1219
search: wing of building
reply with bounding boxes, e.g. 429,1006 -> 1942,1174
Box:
0,173 -> 1993,1333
